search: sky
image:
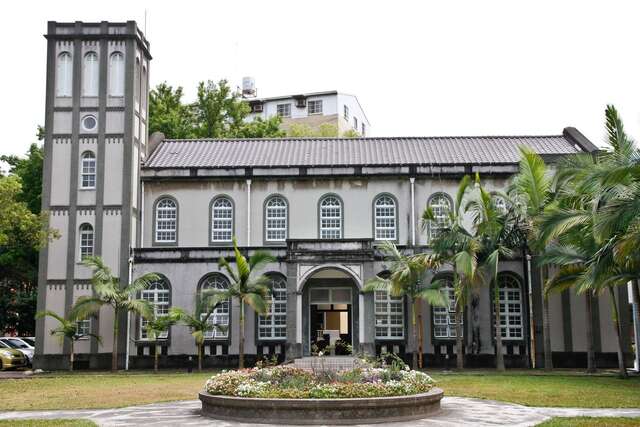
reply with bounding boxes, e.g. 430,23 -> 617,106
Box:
2,0 -> 639,158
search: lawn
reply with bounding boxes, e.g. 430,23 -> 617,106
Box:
0,370 -> 638,411
428,371 -> 640,408
0,421 -> 96,427
537,417 -> 640,426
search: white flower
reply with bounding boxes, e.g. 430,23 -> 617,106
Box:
318,351 -> 323,356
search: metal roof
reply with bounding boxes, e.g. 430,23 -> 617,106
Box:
144,130 -> 592,170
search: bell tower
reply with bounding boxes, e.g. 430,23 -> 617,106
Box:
35,21 -> 151,369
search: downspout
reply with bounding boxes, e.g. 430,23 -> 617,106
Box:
125,254 -> 133,371
140,181 -> 145,248
526,253 -> 536,369
410,177 -> 416,246
246,179 -> 252,245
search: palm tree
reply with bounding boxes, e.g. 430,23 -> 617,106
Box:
143,313 -> 179,373
509,146 -> 556,371
71,256 -> 158,371
364,241 -> 447,369
422,175 -> 482,369
215,238 -> 275,369
35,309 -> 101,371
170,291 -> 226,372
467,174 -> 525,371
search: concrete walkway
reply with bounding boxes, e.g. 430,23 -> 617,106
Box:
1,397 -> 640,426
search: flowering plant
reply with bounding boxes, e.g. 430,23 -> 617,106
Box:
205,361 -> 435,399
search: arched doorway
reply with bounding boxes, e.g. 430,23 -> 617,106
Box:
299,266 -> 361,356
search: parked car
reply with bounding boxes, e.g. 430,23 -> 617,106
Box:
0,341 -> 27,370
0,337 -> 33,366
20,337 -> 35,347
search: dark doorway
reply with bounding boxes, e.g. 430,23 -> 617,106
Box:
310,303 -> 352,355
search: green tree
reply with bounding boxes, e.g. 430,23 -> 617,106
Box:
170,292 -> 226,372
71,256 -> 158,371
508,146 -> 556,370
422,175 -> 482,369
238,116 -> 285,138
148,83 -> 197,139
286,123 -> 360,138
143,313 -> 179,373
467,174 -> 526,371
364,241 -> 447,369
1,142 -> 44,215
35,308 -> 101,371
215,238 -> 275,369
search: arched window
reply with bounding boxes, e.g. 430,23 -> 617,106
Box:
154,198 -> 177,243
258,275 -> 287,339
432,276 -> 461,339
319,195 -> 342,239
374,195 -> 397,241
108,51 -> 124,96
56,52 -> 73,97
265,196 -> 287,243
82,51 -> 99,96
140,278 -> 170,340
141,65 -> 148,112
200,274 -> 230,339
134,57 -> 140,105
427,193 -> 452,243
80,151 -> 96,189
211,197 -> 233,242
374,281 -> 404,339
79,223 -> 94,260
498,274 -> 523,339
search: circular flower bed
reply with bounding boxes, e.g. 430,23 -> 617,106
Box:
205,362 -> 435,399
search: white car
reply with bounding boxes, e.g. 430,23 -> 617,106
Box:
0,338 -> 33,366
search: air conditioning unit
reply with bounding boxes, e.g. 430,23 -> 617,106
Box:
251,102 -> 263,113
293,95 -> 307,108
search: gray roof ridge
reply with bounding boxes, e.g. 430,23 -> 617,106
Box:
161,134 -> 565,143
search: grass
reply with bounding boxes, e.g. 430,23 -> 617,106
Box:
0,421 -> 97,427
428,371 -> 640,408
537,417 -> 640,426
0,369 -> 638,411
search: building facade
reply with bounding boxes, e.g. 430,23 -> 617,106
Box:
245,91 -> 370,136
35,21 -> 634,370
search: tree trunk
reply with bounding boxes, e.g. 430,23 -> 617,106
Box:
585,291 -> 596,373
112,307 -> 119,371
69,340 -> 74,372
540,266 -> 553,371
239,300 -> 245,369
416,299 -> 423,368
198,342 -> 202,372
494,281 -> 505,371
411,298 -> 418,369
608,286 -> 628,379
154,344 -> 159,373
455,303 -> 463,369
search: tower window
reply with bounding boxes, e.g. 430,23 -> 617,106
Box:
109,51 -> 124,97
56,52 -> 73,97
79,223 -> 94,260
80,151 -> 96,189
82,51 -> 99,97
81,115 -> 97,132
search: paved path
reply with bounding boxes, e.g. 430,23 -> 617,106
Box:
1,397 -> 640,426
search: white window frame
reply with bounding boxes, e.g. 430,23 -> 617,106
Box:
201,275 -> 230,340
76,319 -> 91,338
79,223 -> 94,261
343,105 -> 349,121
374,195 -> 396,241
82,51 -> 99,97
56,52 -> 73,97
140,280 -> 170,340
361,122 -> 366,136
265,196 -> 287,243
308,100 -> 323,115
353,116 -> 358,130
498,274 -> 523,340
108,51 -> 125,97
155,198 -> 177,243
375,289 -> 404,339
433,277 -> 462,339
80,151 -> 96,189
319,195 -> 342,239
258,276 -> 287,340
276,103 -> 291,118
211,197 -> 233,242
427,193 -> 452,243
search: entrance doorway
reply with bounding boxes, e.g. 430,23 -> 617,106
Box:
308,287 -> 353,355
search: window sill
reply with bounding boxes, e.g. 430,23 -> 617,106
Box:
78,187 -> 96,191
